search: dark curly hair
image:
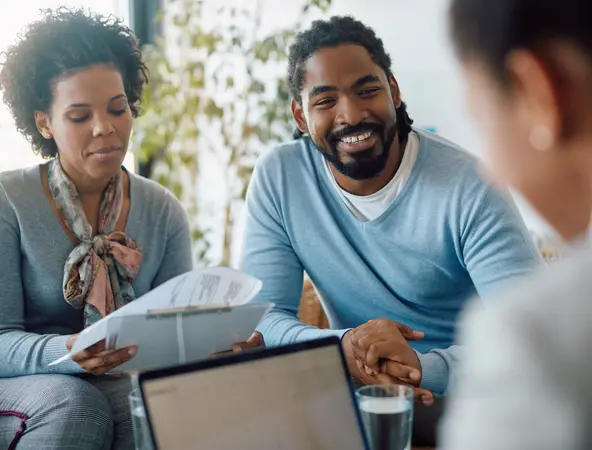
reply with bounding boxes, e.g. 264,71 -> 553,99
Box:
0,7 -> 149,158
450,0 -> 592,88
287,16 -> 413,142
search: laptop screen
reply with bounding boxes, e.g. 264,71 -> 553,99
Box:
140,341 -> 367,450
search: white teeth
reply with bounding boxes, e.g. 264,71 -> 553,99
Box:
340,131 -> 372,143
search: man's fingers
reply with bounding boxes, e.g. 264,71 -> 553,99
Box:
381,359 -> 421,383
366,340 -> 393,368
357,319 -> 423,341
356,359 -> 364,373
248,331 -> 265,345
245,332 -> 265,349
406,330 -> 425,341
213,333 -> 265,358
414,387 -> 434,406
374,371 -> 398,385
349,330 -> 362,348
352,334 -> 410,371
355,360 -> 376,378
350,334 -> 375,363
365,339 -> 413,370
211,350 -> 231,359
396,323 -> 424,341
233,332 -> 265,352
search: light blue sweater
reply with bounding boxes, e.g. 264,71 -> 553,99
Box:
240,129 -> 542,395
0,165 -> 193,378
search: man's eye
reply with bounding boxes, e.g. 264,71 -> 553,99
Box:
360,88 -> 379,95
316,98 -> 334,106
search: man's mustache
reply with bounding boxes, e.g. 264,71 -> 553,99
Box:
328,123 -> 379,142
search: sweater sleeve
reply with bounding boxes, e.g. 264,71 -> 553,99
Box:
461,186 -> 543,296
0,185 -> 83,377
416,185 -> 542,395
240,157 -> 349,347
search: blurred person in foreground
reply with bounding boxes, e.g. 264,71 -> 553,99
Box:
240,15 -> 542,412
441,0 -> 592,448
0,8 -> 193,449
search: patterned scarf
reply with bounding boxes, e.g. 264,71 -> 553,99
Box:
48,158 -> 143,328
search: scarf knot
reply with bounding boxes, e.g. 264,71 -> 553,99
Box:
92,235 -> 108,256
48,158 -> 143,328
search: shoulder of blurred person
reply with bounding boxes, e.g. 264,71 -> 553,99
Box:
440,244 -> 592,449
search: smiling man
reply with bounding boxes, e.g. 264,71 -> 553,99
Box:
240,16 -> 542,400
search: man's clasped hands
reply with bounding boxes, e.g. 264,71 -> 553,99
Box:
343,318 -> 434,406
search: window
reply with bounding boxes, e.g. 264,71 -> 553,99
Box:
0,0 -> 135,172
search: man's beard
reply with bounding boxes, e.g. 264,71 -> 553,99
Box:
314,121 -> 398,180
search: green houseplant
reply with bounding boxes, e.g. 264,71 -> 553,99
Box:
132,0 -> 332,266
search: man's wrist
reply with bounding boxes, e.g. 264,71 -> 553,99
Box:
341,329 -> 354,360
416,351 -> 448,395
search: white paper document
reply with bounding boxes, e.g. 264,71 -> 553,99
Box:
49,266 -> 272,371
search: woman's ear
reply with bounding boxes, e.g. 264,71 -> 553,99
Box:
291,98 -> 308,134
35,111 -> 53,140
506,49 -> 561,151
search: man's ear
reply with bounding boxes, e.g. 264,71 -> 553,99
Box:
35,111 -> 53,140
388,73 -> 402,109
291,98 -> 308,134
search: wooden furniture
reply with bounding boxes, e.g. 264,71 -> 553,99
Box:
297,278 -> 329,329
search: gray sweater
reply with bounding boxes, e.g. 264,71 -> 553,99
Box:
0,165 -> 193,377
440,243 -> 592,449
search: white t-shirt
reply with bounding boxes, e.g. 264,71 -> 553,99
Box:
324,131 -> 419,221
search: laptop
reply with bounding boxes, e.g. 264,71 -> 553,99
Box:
135,336 -> 369,450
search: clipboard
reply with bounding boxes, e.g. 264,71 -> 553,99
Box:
49,267 -> 268,370
106,302 -> 274,372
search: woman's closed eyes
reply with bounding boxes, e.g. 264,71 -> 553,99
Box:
68,106 -> 128,124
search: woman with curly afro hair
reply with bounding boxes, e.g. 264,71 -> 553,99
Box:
0,8 -> 193,449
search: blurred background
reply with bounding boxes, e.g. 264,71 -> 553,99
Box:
0,0 -> 560,267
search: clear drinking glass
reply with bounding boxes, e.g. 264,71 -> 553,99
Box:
129,388 -> 155,450
355,384 -> 414,450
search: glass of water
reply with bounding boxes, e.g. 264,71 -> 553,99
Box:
129,388 -> 155,450
355,384 -> 414,450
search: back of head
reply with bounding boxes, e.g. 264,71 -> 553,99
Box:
0,7 -> 148,158
287,15 -> 413,141
449,0 -> 592,240
450,0 -> 592,83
